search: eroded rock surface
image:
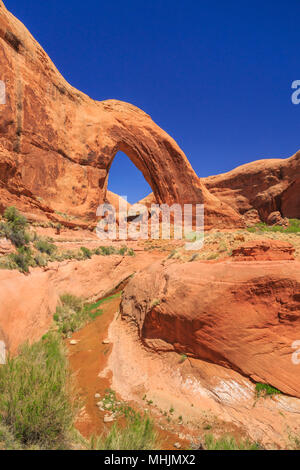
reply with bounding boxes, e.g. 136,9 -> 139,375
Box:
0,250 -> 163,354
121,258 -> 300,397
203,152 -> 300,221
143,152 -> 300,223
231,239 -> 295,261
0,1 -> 242,229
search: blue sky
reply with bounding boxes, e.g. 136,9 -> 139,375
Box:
5,0 -> 300,203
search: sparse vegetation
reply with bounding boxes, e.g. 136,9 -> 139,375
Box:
0,332 -> 76,449
0,206 -> 30,248
34,238 -> 56,255
80,246 -> 92,259
91,411 -> 158,450
54,294 -> 103,336
179,354 -> 187,363
247,219 -> 300,234
207,253 -> 219,260
204,434 -> 261,450
53,293 -> 120,337
8,246 -> 34,273
150,298 -> 161,308
255,382 -> 281,398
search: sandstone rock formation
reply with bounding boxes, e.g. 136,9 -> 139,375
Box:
121,258 -> 300,397
0,1 -> 242,229
0,250 -> 163,354
203,152 -> 300,221
231,239 -> 295,261
142,151 -> 300,224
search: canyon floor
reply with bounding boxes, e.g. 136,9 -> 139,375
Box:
1,219 -> 299,450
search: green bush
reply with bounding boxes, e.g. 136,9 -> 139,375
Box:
80,246 -> 92,259
54,294 -> 103,336
0,332 -> 75,449
34,252 -> 48,267
95,246 -> 116,256
3,206 -> 27,228
34,238 -> 56,255
8,246 -> 34,273
0,206 -> 30,248
255,382 -> 281,398
118,246 -> 128,256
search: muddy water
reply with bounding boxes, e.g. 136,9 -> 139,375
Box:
66,294 -> 189,450
66,295 -> 119,438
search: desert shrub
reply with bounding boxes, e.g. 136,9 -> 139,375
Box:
3,206 -> 27,227
127,248 -> 135,256
218,241 -> 228,253
118,246 -> 128,256
34,252 -> 47,267
255,382 -> 281,398
34,238 -> 56,255
91,411 -> 158,450
54,294 -> 104,336
206,253 -> 219,260
80,246 -> 92,259
8,246 -> 34,273
0,332 -> 75,448
204,434 -> 260,450
0,207 -> 30,248
4,227 -> 30,247
95,246 -> 116,256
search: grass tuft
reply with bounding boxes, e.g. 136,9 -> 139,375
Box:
0,332 -> 76,449
255,382 -> 281,398
90,411 -> 159,450
204,434 -> 261,450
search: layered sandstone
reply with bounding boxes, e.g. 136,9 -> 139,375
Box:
121,258 -> 300,398
203,152 -> 300,221
0,1 -> 242,229
231,239 -> 295,261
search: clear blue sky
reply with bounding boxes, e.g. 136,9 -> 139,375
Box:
4,0 -> 300,203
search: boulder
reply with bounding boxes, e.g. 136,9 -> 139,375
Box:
266,211 -> 288,226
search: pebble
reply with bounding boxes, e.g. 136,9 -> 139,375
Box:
70,340 -> 78,345
102,339 -> 110,344
94,393 -> 101,399
174,442 -> 181,449
96,401 -> 102,407
103,415 -> 115,423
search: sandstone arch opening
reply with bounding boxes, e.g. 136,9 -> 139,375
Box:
107,151 -> 152,205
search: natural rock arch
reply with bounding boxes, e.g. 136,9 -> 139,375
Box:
0,1 -> 241,228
